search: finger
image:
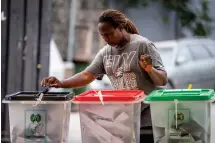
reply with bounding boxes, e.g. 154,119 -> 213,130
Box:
140,55 -> 145,60
47,77 -> 56,85
40,80 -> 45,86
140,57 -> 146,62
43,77 -> 54,86
139,61 -> 146,68
140,55 -> 150,61
141,55 -> 152,63
41,79 -> 45,86
41,78 -> 49,86
49,83 -> 59,88
140,59 -> 152,69
145,58 -> 152,63
140,58 -> 148,64
48,77 -> 55,83
140,59 -> 147,64
143,55 -> 151,60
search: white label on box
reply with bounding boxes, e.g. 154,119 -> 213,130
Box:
168,109 -> 192,140
25,110 -> 47,142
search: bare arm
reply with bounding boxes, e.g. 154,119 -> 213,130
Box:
147,67 -> 167,86
41,48 -> 106,88
139,42 -> 168,86
61,70 -> 97,88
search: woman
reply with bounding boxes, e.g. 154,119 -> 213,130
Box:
41,9 -> 167,142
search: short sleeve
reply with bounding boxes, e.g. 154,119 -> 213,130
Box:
140,41 -> 166,71
85,49 -> 106,77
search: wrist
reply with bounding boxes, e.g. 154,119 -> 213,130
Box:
144,65 -> 153,72
60,80 -> 66,88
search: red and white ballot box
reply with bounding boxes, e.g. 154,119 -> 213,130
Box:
72,90 -> 146,143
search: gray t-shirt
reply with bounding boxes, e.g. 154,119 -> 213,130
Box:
85,34 -> 166,127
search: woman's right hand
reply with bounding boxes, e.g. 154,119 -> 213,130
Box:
40,76 -> 63,88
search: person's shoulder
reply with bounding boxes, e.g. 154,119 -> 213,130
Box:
132,34 -> 158,51
97,44 -> 110,55
101,44 -> 110,52
132,34 -> 152,45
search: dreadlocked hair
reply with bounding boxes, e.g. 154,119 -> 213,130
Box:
99,9 -> 140,35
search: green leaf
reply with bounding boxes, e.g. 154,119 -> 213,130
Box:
201,14 -> 213,22
202,0 -> 209,11
193,22 -> 208,36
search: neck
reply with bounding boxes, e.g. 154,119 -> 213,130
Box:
118,32 -> 131,48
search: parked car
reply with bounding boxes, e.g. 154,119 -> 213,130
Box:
154,38 -> 215,89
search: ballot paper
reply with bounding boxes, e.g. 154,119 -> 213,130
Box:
114,112 -> 131,125
95,119 -> 132,141
80,104 -> 127,121
155,136 -> 167,143
153,126 -> 165,140
80,112 -> 124,143
153,110 -> 209,143
79,103 -> 140,143
8,104 -> 70,143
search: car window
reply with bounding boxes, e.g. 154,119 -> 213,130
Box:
176,47 -> 192,64
188,44 -> 210,60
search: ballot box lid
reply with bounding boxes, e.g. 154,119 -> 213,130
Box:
72,90 -> 145,103
144,89 -> 215,102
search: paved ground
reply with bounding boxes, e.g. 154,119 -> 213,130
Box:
68,112 -> 82,143
68,103 -> 215,143
211,104 -> 215,142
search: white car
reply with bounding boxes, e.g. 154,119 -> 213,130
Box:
154,38 -> 215,89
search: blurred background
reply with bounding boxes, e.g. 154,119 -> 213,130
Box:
1,0 -> 215,142
52,0 -> 215,93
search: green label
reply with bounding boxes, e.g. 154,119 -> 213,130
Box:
174,112 -> 185,121
168,109 -> 192,140
30,114 -> 41,123
25,110 -> 47,142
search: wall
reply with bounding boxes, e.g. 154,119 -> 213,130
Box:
73,0 -> 107,62
51,0 -> 70,60
1,0 -> 51,140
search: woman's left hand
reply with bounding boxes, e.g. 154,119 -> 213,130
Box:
139,55 -> 153,72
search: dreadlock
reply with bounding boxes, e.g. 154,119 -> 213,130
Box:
99,9 -> 140,35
